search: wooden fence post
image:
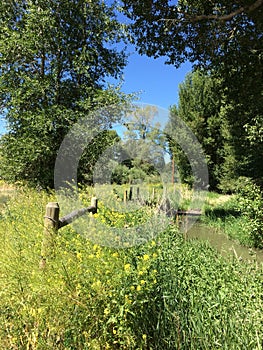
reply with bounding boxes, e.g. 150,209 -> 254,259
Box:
40,202 -> 59,268
129,186 -> 133,201
124,190 -> 128,203
136,187 -> 140,200
90,197 -> 98,214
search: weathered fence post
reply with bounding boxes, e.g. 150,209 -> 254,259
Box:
90,197 -> 98,214
129,186 -> 133,201
124,190 -> 128,203
40,202 -> 59,269
136,187 -> 140,200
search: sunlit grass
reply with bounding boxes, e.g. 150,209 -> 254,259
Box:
0,185 -> 262,349
202,193 -> 258,247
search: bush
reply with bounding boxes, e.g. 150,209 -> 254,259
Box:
234,177 -> 263,248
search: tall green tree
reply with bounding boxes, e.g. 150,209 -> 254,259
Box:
122,0 -> 263,189
123,105 -> 167,182
169,71 -> 224,190
0,0 -> 128,188
121,0 -> 262,72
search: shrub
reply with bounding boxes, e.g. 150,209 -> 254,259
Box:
234,177 -> 263,248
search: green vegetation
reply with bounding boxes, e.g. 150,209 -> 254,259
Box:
0,2 -> 263,347
0,187 -> 262,349
122,1 -> 263,193
202,179 -> 263,248
0,0 -> 130,188
168,71 -> 223,190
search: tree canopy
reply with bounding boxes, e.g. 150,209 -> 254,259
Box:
122,0 -> 262,68
0,0 -> 129,188
122,0 -> 263,191
122,0 -> 263,119
112,105 -> 167,184
168,71 -> 224,190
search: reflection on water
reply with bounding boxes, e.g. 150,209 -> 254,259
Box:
180,217 -> 263,264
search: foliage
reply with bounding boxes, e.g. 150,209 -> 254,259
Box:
121,0 -> 263,191
203,185 -> 263,248
112,105 -> 167,184
0,186 -> 262,349
121,0 -> 262,76
78,129 -> 121,185
0,0 -> 129,188
168,70 -> 224,190
167,68 -> 263,193
202,193 -> 252,246
234,177 -> 263,248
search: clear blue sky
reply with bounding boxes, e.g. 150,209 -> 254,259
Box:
0,49 -> 192,136
119,50 -> 192,110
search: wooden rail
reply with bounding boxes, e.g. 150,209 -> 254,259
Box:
39,188 -> 202,268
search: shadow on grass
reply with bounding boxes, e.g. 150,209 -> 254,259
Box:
204,207 -> 241,220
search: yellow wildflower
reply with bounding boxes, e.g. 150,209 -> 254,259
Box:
76,252 -> 82,260
124,263 -> 131,272
104,308 -> 110,315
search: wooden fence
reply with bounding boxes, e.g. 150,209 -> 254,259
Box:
39,187 -> 201,268
40,197 -> 98,268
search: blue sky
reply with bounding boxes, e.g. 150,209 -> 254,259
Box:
0,49 -> 192,136
119,50 -> 192,110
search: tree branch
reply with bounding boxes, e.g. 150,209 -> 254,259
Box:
164,0 -> 263,23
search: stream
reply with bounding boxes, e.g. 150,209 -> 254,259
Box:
182,218 -> 263,264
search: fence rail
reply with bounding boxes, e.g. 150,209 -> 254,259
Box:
39,187 -> 202,269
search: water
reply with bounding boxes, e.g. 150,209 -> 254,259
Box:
181,218 -> 263,264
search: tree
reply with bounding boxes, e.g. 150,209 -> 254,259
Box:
170,70 -> 225,190
0,0 -> 129,188
122,105 -> 167,183
122,0 -> 263,189
121,0 -> 262,70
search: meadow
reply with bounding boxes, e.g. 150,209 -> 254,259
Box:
0,185 -> 262,349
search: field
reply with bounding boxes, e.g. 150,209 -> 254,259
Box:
0,185 -> 262,349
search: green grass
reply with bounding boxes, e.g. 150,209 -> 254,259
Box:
0,186 -> 262,349
201,193 -> 260,247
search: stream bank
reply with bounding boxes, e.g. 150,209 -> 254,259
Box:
182,218 -> 263,263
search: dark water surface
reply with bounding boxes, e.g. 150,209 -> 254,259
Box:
182,219 -> 263,264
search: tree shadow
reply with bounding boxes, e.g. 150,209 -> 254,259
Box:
204,207 -> 241,220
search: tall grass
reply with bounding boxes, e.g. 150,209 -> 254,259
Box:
0,186 -> 262,349
202,192 -> 262,247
